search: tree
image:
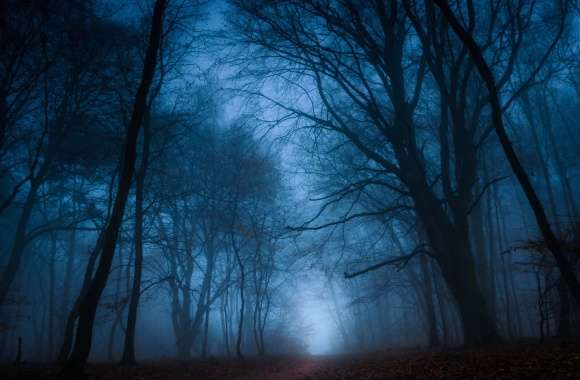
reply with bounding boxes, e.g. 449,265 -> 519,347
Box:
229,0 -> 503,344
65,0 -> 167,370
432,0 -> 580,309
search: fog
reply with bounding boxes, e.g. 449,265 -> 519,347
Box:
1,0 -> 579,377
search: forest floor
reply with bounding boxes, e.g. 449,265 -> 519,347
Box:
2,340 -> 580,379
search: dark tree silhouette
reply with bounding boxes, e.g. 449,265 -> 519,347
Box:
65,0 -> 167,371
432,0 -> 580,308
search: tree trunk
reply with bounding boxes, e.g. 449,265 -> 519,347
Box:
221,290 -> 231,357
485,182 -> 498,317
390,225 -> 441,347
48,234 -> 57,360
557,279 -> 571,337
61,224 -> 77,337
235,257 -> 245,360
201,289 -> 211,358
437,247 -> 500,345
0,173 -> 44,305
538,90 -> 578,220
432,265 -> 449,347
420,255 -> 440,347
57,239 -> 102,362
471,194 -> 491,304
120,107 -> 152,365
107,248 -> 125,362
408,177 -> 500,345
64,0 -> 166,371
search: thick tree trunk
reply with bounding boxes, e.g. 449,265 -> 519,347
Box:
405,168 -> 500,345
432,265 -> 449,346
557,280 -> 571,337
437,249 -> 500,345
57,239 -> 101,362
64,0 -> 166,371
175,329 -> 193,360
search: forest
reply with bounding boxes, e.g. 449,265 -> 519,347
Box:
1,0 -> 580,378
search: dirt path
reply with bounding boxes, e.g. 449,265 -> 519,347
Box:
2,341 -> 580,379
250,357 -> 330,380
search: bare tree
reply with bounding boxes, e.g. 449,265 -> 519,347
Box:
64,0 -> 167,371
432,0 -> 580,308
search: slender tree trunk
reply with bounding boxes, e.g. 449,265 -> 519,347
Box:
188,249 -> 215,354
61,224 -> 77,335
120,108 -> 152,365
521,93 -> 570,336
235,255 -> 245,360
420,255 -> 440,347
0,175 -> 43,305
471,195 -> 491,302
539,90 -> 578,220
485,185 -> 498,317
221,290 -> 231,357
64,1 -> 166,370
259,292 -> 270,355
537,92 -> 575,337
174,268 -> 194,360
201,289 -> 211,358
48,234 -> 57,360
329,279 -> 350,348
107,249 -> 124,362
522,93 -> 560,222
390,225 -> 441,347
493,185 -> 513,338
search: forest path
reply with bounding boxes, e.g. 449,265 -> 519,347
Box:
245,342 -> 580,379
2,341 -> 579,379
249,356 -> 331,380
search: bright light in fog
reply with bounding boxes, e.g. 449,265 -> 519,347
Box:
297,276 -> 337,355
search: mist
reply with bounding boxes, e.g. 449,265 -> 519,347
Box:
1,0 -> 580,378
